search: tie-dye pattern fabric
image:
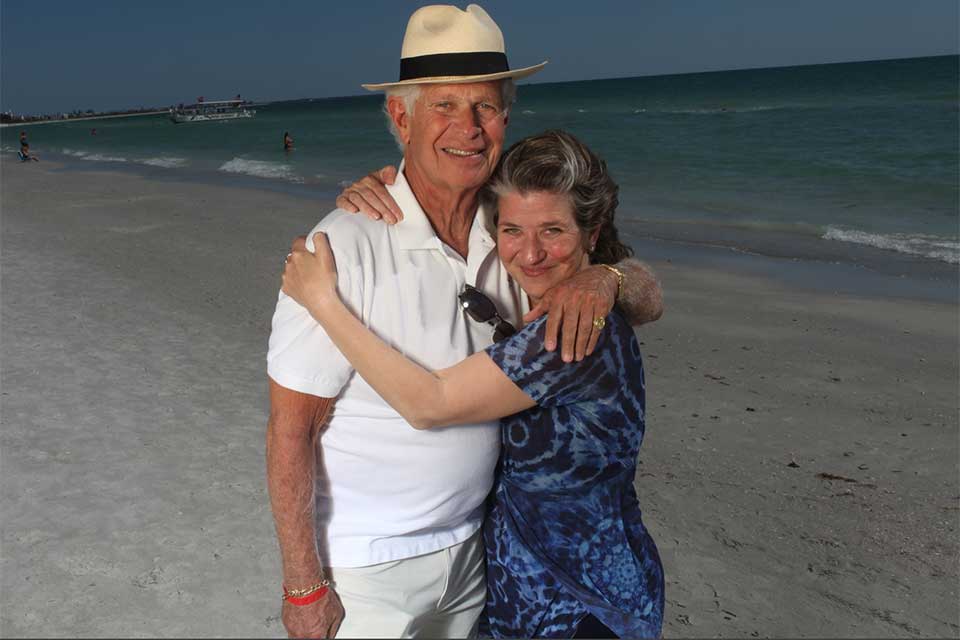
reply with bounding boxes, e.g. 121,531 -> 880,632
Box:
482,311 -> 664,639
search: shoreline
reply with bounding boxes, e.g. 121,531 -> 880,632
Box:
2,157 -> 958,637
20,150 -> 960,300
0,111 -> 170,128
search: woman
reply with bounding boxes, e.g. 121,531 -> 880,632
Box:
282,130 -> 663,638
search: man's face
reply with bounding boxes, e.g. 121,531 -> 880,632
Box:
393,81 -> 508,194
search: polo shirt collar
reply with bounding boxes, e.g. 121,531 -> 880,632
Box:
391,160 -> 496,253
471,204 -> 496,253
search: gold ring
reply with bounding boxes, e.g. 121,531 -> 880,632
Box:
593,316 -> 605,331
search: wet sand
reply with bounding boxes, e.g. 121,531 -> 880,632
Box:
2,157 -> 957,637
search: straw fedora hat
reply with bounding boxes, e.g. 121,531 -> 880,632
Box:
362,4 -> 547,91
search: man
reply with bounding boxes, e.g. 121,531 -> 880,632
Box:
266,5 -> 663,638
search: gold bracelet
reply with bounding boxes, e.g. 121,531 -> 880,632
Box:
598,264 -> 624,300
283,579 -> 330,598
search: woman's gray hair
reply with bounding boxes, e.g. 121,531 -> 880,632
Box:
383,79 -> 517,151
484,130 -> 633,265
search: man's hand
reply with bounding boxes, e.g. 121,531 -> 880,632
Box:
523,265 -> 619,362
335,166 -> 402,224
289,234 -> 307,253
281,589 -> 345,639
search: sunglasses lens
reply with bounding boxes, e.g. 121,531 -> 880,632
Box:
460,286 -> 516,343
459,288 -> 497,323
493,321 -> 517,343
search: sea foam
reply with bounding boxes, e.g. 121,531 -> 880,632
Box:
219,158 -> 303,183
824,226 -> 959,264
82,153 -> 128,163
140,157 -> 188,169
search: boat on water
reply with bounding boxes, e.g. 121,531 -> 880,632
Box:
169,99 -> 255,124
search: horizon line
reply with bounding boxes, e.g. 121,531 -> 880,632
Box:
4,52 -> 956,116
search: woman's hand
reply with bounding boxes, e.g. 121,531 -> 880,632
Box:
281,232 -> 341,322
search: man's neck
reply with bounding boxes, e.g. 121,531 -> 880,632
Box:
403,165 -> 479,259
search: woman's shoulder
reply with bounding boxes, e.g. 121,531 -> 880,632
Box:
485,309 -> 641,407
603,309 -> 642,358
498,309 -> 633,354
608,308 -> 636,337
487,315 -> 547,361
488,310 -> 637,371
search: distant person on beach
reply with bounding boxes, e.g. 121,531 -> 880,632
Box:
283,130 -> 664,638
18,132 -> 38,162
18,145 -> 38,162
266,5 -> 663,638
283,131 -> 294,151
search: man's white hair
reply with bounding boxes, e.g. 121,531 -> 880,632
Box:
383,79 -> 517,151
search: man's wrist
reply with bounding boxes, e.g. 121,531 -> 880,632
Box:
598,263 -> 624,300
283,579 -> 331,606
282,566 -> 328,587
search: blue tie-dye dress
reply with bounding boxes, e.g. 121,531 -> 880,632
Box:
482,311 -> 664,639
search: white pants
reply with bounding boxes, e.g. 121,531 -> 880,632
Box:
330,530 -> 486,639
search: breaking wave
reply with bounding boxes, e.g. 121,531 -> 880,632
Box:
823,226 -> 959,264
82,153 -> 128,163
218,158 -> 303,183
140,156 -> 188,168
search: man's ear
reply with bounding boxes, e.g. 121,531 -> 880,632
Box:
387,96 -> 411,145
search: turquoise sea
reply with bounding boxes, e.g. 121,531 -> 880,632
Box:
4,55 -> 958,266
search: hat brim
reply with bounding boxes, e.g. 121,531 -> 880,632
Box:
361,61 -> 547,91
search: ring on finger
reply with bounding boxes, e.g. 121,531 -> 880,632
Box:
592,316 -> 606,330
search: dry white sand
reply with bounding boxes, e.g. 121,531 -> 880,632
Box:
2,157 -> 957,637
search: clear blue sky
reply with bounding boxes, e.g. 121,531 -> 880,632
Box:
2,0 -> 957,114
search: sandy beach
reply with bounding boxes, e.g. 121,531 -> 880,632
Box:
1,157 -> 957,637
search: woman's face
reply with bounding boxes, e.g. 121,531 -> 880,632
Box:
496,190 -> 596,304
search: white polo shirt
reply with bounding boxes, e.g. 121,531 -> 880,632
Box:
267,167 -> 526,568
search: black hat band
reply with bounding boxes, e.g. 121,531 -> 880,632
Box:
398,52 -> 510,81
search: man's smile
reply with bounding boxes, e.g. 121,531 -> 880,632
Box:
442,147 -> 484,157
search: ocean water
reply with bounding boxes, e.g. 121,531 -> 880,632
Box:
4,55 -> 958,265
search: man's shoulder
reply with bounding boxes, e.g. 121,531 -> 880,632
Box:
315,208 -> 389,235
309,209 -> 394,252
